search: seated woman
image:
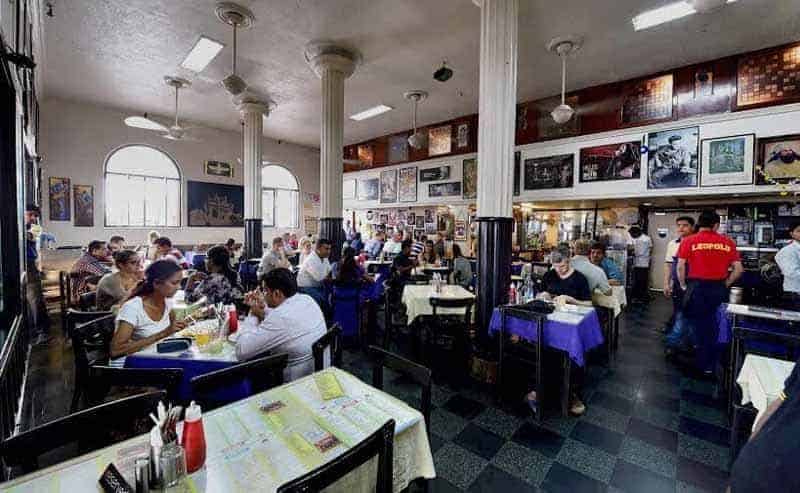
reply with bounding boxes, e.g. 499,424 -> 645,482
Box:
185,245 -> 243,305
332,247 -> 373,285
96,250 -> 144,311
297,237 -> 313,266
451,244 -> 473,288
421,240 -> 440,266
110,260 -> 188,363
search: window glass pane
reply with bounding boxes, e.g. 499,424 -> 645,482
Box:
105,173 -> 129,226
276,189 -> 298,228
262,189 -> 275,226
262,165 -> 298,190
128,176 -> 145,226
106,146 -> 180,178
144,177 -> 166,226
166,179 -> 180,227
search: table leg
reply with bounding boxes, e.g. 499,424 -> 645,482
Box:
727,315 -> 738,422
561,353 -> 571,417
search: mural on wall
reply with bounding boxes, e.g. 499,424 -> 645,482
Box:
187,181 -> 244,227
579,141 -> 641,183
462,158 -> 477,200
757,134 -> 800,184
398,167 -> 417,202
48,177 -> 71,221
621,74 -> 674,125
428,125 -> 452,156
523,154 -> 574,190
700,134 -> 755,187
73,185 -> 94,227
647,126 -> 699,189
420,166 -> 450,182
204,160 -> 234,178
389,134 -> 409,164
357,178 -> 379,201
380,169 -> 398,203
428,182 -> 462,197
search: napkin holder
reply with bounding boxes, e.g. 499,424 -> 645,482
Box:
156,338 -> 192,353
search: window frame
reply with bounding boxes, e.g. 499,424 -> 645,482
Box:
261,163 -> 300,229
103,144 -> 182,228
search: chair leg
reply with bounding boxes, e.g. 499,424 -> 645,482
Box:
561,354 -> 571,417
730,406 -> 741,467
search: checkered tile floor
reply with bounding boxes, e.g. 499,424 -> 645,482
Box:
342,298 -> 732,493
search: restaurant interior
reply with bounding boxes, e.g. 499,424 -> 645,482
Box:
2,0 -> 800,491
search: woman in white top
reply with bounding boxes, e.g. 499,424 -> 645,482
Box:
298,237 -> 313,266
110,260 -> 187,360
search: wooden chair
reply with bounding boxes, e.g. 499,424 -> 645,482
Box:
70,314 -> 116,412
313,324 -> 343,372
369,346 -> 432,436
190,353 -> 288,411
86,366 -> 183,407
64,308 -> 113,339
0,391 -> 165,477
77,291 -> 97,312
277,419 -> 395,493
58,271 -> 73,335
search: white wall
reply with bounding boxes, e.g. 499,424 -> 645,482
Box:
40,97 -> 320,247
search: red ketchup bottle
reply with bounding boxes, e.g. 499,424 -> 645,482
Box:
182,401 -> 206,473
227,305 -> 238,334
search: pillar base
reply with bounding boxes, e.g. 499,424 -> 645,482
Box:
244,219 -> 263,260
319,217 -> 345,263
476,217 -> 514,338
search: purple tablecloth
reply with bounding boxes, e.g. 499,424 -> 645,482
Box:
717,303 -> 794,351
488,307 -> 604,367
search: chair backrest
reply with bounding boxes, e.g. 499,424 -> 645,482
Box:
78,291 -> 97,311
0,391 -> 165,476
313,324 -> 343,372
64,308 -> 113,339
430,296 -> 475,322
190,353 -> 288,411
277,419 -> 395,493
86,366 -> 183,407
332,283 -> 361,338
369,345 -> 432,436
59,271 -> 72,310
71,314 -> 116,373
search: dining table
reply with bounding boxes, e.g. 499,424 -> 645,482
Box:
401,284 -> 475,325
0,368 -> 436,493
736,354 -> 795,430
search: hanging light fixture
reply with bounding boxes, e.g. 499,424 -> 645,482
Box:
546,36 -> 582,125
404,90 -> 429,149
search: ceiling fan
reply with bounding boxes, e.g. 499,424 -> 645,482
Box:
404,90 -> 429,149
124,76 -> 200,141
215,2 -> 255,98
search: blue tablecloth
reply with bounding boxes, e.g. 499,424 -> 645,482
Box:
488,307 -> 604,367
717,304 -> 795,355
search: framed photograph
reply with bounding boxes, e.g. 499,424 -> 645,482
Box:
647,126 -> 699,189
379,214 -> 389,224
357,178 -> 379,201
187,181 -> 245,227
415,216 -> 425,229
757,134 -> 800,184
454,220 -> 466,241
420,166 -> 450,182
579,141 -> 641,183
424,209 -> 435,223
73,185 -> 93,227
389,134 -> 409,164
425,223 -> 437,234
48,177 -> 71,221
380,169 -> 397,203
407,212 -> 416,225
357,144 -> 374,167
523,154 -> 574,190
366,210 -> 374,222
428,182 -> 462,197
456,123 -> 469,148
343,179 -> 356,200
462,158 -> 477,200
700,134 -> 755,187
204,160 -> 233,178
398,167 -> 417,202
621,74 -> 674,125
428,125 -> 452,156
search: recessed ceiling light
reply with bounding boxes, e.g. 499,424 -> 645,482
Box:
349,105 -> 393,121
633,1 -> 696,30
181,36 -> 225,73
643,202 -> 654,206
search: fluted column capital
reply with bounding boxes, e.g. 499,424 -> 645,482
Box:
304,41 -> 361,79
236,99 -> 270,118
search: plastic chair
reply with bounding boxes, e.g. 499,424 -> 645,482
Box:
69,314 -> 116,412
190,353 -> 288,411
313,324 -> 343,372
331,282 -> 362,340
86,366 -> 183,407
370,345 -> 432,436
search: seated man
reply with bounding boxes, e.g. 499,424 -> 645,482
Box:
107,235 -> 126,255
382,231 -> 403,257
236,268 -> 327,381
258,236 -> 291,279
392,239 -> 418,286
296,238 -> 332,309
153,237 -> 189,269
571,239 -> 612,296
365,232 -> 385,259
70,240 -> 112,301
589,242 -> 624,285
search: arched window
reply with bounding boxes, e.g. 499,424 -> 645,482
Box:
104,145 -> 181,227
262,164 -> 299,228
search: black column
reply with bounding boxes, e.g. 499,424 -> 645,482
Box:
319,217 -> 345,263
244,218 -> 263,260
476,217 -> 513,338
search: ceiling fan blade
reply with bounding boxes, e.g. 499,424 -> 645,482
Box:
124,115 -> 168,132
163,133 -> 201,142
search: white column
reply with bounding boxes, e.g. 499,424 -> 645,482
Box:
476,0 -> 518,218
239,101 -> 268,220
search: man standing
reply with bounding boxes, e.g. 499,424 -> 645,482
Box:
70,240 -> 112,301
434,232 -> 447,260
775,221 -> 800,308
571,240 -> 612,295
663,216 -> 695,346
258,236 -> 291,279
589,242 -> 623,285
677,210 -> 743,375
297,238 -> 332,310
628,225 -> 653,302
25,205 -> 49,344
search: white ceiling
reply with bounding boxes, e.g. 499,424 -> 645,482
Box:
43,0 -> 800,149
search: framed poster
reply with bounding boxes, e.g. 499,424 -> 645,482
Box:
456,123 -> 469,148
428,125 -> 452,156
454,220 -> 466,241
513,151 -> 521,196
380,169 -> 397,203
357,178 -> 379,201
187,181 -> 244,227
621,74 -> 674,125
48,177 -> 71,221
424,223 -> 437,234
424,209 -> 435,223
420,166 -> 450,182
700,134 -> 755,187
462,158 -> 477,200
407,212 -> 416,225
379,214 -> 388,225
357,144 -> 374,167
523,154 -> 574,190
398,166 -> 417,202
343,179 -> 356,200
579,141 -> 641,183
73,185 -> 94,227
389,134 -> 409,164
415,216 -> 425,229
647,126 -> 699,189
428,182 -> 461,197
204,160 -> 233,178
757,134 -> 800,183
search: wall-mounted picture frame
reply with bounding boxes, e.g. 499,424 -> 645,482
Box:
454,220 -> 467,241
456,123 -> 469,148
428,125 -> 452,156
420,166 -> 450,182
513,151 -> 521,196
424,223 -> 437,234
357,178 -> 379,201
398,166 -> 418,202
389,134 -> 409,164
415,216 -> 425,229
424,209 -> 435,223
379,213 -> 389,225
462,158 -> 477,200
343,179 -> 356,200
621,74 -> 674,125
647,126 -> 699,189
187,181 -> 245,227
523,154 -> 574,190
380,169 -> 398,203
73,185 -> 94,227
428,182 -> 462,198
48,177 -> 71,221
579,141 -> 641,183
204,160 -> 234,178
757,134 -> 800,184
407,212 -> 416,225
700,134 -> 755,187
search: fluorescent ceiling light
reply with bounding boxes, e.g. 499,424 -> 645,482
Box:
633,1 -> 696,30
349,105 -> 393,121
181,36 -> 224,73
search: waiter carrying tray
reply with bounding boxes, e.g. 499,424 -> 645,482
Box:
676,209 -> 743,376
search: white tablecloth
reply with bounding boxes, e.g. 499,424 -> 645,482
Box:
737,354 -> 795,430
593,285 -> 627,317
401,285 -> 475,324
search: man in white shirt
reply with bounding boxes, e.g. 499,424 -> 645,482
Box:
258,237 -> 291,279
570,239 -> 612,296
776,221 -> 800,308
236,268 -> 327,382
663,215 -> 695,336
382,231 -> 403,257
296,238 -> 332,310
628,225 -> 653,302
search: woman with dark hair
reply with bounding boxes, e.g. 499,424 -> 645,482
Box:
185,245 -> 243,304
332,247 -> 371,284
422,240 -> 440,266
452,243 -> 472,288
110,260 -> 187,362
96,249 -> 144,311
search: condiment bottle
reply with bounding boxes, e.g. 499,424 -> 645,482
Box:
181,401 -> 206,473
227,305 -> 238,334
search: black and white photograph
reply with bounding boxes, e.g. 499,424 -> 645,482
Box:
523,154 -> 574,190
428,182 -> 461,197
647,126 -> 699,189
420,166 -> 450,182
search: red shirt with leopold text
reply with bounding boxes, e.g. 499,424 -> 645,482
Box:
677,230 -> 740,281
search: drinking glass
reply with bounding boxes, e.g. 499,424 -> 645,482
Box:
159,442 -> 186,488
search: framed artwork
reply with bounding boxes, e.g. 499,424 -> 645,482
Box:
462,158 -> 477,200
407,212 -> 416,225
456,123 -> 469,148
357,144 -> 374,167
536,95 -> 580,139
694,68 -> 714,98
343,179 -> 356,200
398,166 -> 417,202
523,154 -> 574,190
380,169 -> 398,203
48,177 -> 71,221
415,216 -> 424,229
738,44 -> 800,108
187,181 -> 245,227
304,217 -> 318,234
424,223 -> 437,234
424,209 -> 435,223
579,141 -> 641,183
366,210 -> 374,222
73,185 -> 94,227
647,126 -> 699,189
700,134 -> 755,187
204,160 -> 233,178
757,134 -> 800,183
454,220 -> 466,241
379,214 -> 389,224
513,151 -> 521,196
357,178 -> 379,201
429,182 -> 461,197
397,210 -> 407,223
389,134 -> 409,164
428,125 -> 452,156
621,74 -> 674,124
420,166 -> 450,182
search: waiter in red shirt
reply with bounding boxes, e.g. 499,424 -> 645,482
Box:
677,210 -> 743,375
